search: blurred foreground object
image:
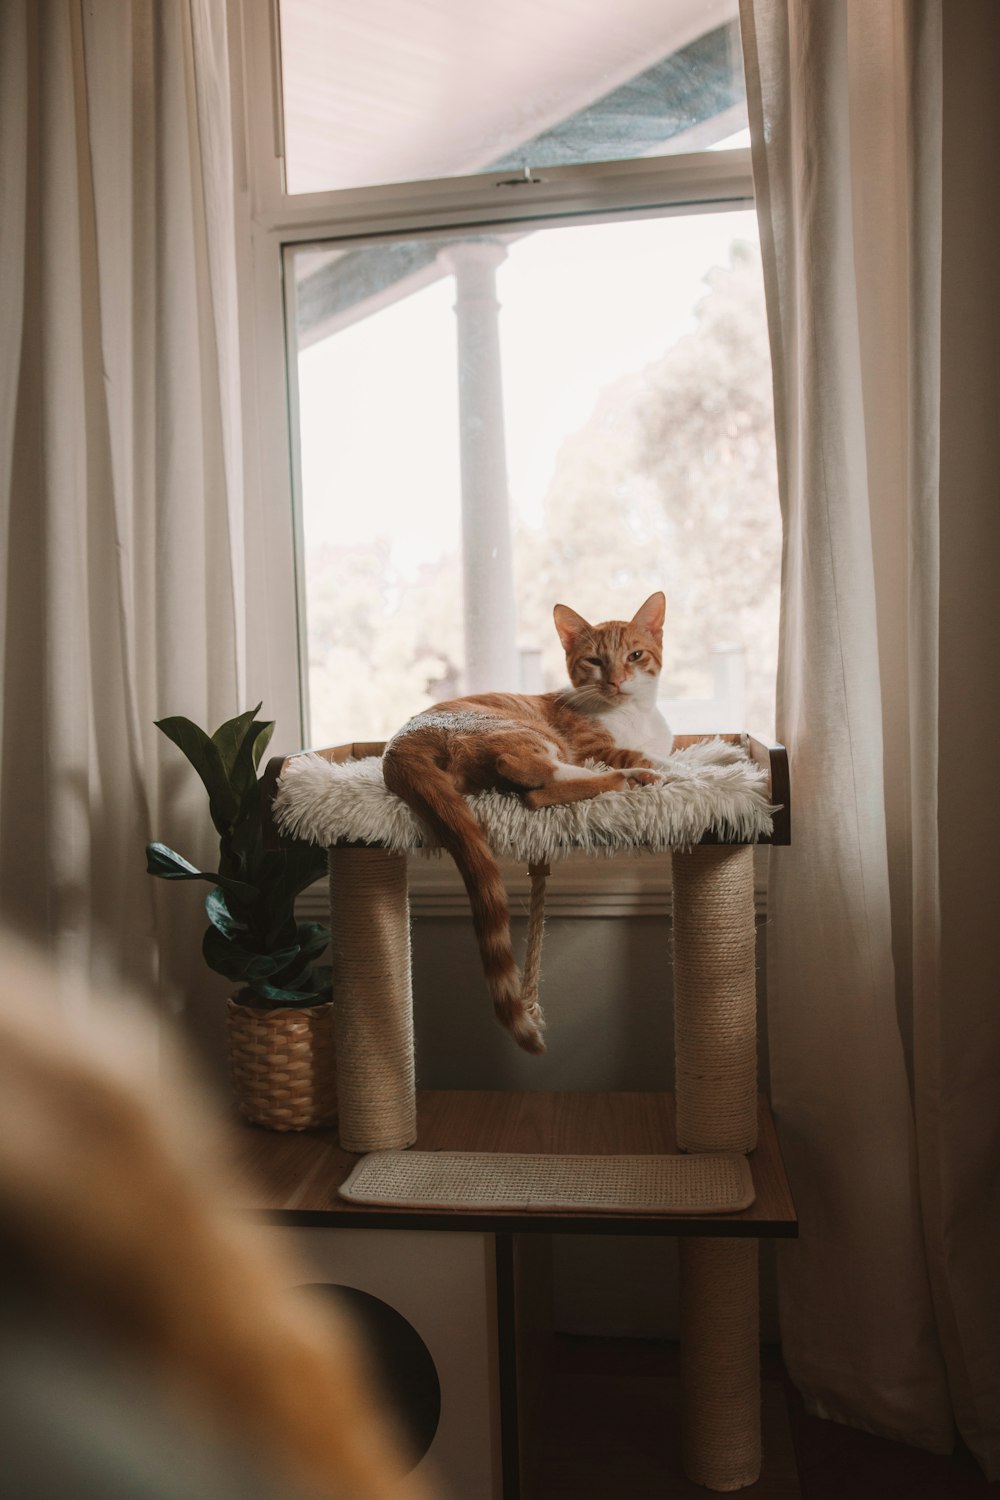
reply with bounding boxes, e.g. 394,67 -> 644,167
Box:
0,934 -> 433,1500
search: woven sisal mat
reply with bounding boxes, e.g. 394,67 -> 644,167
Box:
339,1150 -> 755,1215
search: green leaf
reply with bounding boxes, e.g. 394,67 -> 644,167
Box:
211,871 -> 262,903
251,719 -> 275,771
263,844 -> 329,919
155,716 -> 239,834
202,926 -> 253,983
145,842 -> 260,903
266,913 -> 299,952
247,961 -> 332,1007
294,921 -> 330,964
146,843 -> 205,880
218,816 -> 263,893
204,887 -> 248,940
249,975 -> 332,1006
228,711 -> 274,803
201,925 -> 309,984
210,706 -> 263,779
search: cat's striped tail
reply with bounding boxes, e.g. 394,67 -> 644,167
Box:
381,752 -> 546,1054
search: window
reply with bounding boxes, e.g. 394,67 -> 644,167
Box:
290,211 -> 778,745
238,0 -> 779,811
275,0 -> 750,194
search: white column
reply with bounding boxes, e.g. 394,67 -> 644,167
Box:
440,240 -> 519,693
710,642 -> 747,729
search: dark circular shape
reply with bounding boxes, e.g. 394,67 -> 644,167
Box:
298,1284 -> 441,1470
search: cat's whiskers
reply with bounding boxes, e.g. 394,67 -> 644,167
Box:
556,684 -> 605,714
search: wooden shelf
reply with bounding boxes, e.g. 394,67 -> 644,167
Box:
232,1090 -> 797,1239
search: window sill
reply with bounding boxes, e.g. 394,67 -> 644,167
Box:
298,848 -> 769,921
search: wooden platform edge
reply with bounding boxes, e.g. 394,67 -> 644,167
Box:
747,733 -> 791,845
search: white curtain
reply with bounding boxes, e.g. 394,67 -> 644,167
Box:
742,0 -> 1000,1476
0,1 -> 249,1019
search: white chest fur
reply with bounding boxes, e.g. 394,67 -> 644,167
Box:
602,698 -> 674,759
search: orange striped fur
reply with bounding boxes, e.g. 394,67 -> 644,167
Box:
382,594 -> 672,1053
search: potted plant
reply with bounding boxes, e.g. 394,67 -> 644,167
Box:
146,704 -> 335,1130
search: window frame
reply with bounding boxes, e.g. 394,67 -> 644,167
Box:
230,0 -> 767,910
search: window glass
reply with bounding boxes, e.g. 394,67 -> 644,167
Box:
289,209 -> 779,746
278,0 -> 747,195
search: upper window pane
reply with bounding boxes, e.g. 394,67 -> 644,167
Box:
278,0 -> 747,196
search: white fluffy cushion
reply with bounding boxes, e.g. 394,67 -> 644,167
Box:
273,738 -> 775,860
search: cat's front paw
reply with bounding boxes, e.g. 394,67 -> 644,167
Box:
625,768 -> 663,788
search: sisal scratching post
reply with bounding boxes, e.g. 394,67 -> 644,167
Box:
673,844 -> 761,1489
328,847 -> 416,1152
679,1238 -> 761,1490
672,845 -> 758,1153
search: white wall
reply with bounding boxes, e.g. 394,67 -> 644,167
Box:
411,911 -> 776,1338
411,912 -> 770,1094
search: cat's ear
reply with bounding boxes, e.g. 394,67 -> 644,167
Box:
631,591 -> 666,639
553,603 -> 592,651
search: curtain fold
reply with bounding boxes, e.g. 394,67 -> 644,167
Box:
743,0 -> 1000,1476
740,0 -> 953,1455
0,0 -> 248,1020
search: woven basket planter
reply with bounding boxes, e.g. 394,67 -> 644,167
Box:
226,996 -> 337,1131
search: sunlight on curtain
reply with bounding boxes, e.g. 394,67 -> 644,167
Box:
0,1 -> 247,1026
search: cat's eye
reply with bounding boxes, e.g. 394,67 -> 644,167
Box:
585,657 -> 603,668
628,650 -> 644,661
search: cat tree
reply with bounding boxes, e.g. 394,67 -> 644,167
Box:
263,733 -> 791,1493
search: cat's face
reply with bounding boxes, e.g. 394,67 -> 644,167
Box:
553,592 -> 665,708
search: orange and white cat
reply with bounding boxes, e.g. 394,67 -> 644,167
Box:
383,592 -> 673,1054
